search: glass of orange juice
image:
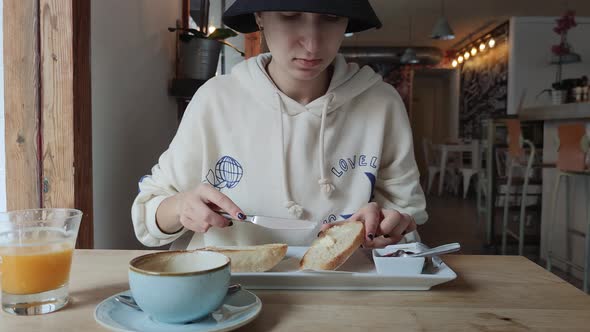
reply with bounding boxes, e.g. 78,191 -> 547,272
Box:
0,209 -> 82,315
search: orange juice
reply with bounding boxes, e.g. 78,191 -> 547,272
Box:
1,246 -> 73,295
0,227 -> 75,295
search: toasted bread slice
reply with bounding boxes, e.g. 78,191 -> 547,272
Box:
299,220 -> 364,271
202,243 -> 287,273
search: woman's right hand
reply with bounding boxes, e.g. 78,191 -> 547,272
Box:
156,183 -> 246,234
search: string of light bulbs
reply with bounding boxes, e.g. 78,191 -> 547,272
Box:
451,35 -> 497,68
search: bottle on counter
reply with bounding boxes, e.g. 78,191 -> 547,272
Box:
575,85 -> 583,102
580,76 -> 589,102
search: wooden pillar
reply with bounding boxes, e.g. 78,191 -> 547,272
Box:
39,0 -> 75,210
3,0 -> 93,248
73,0 -> 93,249
3,0 -> 41,210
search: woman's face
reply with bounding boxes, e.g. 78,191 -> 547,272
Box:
256,12 -> 349,81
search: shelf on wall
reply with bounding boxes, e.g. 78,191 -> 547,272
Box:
169,78 -> 207,101
520,103 -> 590,121
169,79 -> 208,121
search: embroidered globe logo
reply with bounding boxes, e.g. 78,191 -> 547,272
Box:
214,156 -> 243,189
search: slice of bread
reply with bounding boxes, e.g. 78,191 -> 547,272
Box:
202,243 -> 287,273
300,220 -> 364,271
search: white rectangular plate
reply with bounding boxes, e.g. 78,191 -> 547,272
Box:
231,244 -> 457,291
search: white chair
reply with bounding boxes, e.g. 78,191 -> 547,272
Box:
423,138 -> 440,195
547,123 -> 590,293
501,119 -> 542,256
423,138 -> 459,195
458,140 -> 480,198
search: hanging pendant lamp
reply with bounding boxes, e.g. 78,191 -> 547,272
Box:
431,0 -> 455,40
401,12 -> 420,64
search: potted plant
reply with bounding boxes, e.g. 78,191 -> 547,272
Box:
550,11 -> 581,81
169,0 -> 243,80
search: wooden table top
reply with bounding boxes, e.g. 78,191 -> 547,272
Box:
1,250 -> 589,331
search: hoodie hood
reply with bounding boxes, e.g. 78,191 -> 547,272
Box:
231,53 -> 383,218
232,53 -> 383,117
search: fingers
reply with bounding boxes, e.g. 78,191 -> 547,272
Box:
177,184 -> 247,233
198,184 -> 246,221
180,199 -> 230,232
317,206 -> 418,249
179,214 -> 211,233
403,214 -> 418,234
371,212 -> 417,248
353,202 -> 382,244
376,209 -> 404,236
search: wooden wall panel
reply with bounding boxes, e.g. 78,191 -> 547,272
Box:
39,0 -> 75,208
3,0 -> 41,210
4,0 -> 93,248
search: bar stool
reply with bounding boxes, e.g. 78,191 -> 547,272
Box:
501,119 -> 537,256
546,123 -> 590,293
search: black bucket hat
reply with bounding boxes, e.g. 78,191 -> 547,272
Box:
222,0 -> 382,34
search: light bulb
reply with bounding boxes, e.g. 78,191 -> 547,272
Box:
464,52 -> 470,60
479,43 -> 486,51
471,47 -> 477,56
489,38 -> 496,48
452,60 -> 458,68
458,56 -> 464,63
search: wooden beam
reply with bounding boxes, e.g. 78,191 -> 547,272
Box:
245,32 -> 262,59
4,1 -> 93,248
3,0 -> 41,210
182,0 -> 190,29
39,0 -> 75,209
73,0 -> 93,249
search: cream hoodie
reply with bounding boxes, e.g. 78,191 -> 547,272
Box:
132,53 -> 427,249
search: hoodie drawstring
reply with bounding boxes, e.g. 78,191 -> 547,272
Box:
276,93 -> 304,218
318,94 -> 335,197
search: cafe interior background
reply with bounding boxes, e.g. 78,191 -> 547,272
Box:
1,0 -> 590,292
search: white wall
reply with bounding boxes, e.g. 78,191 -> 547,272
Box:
508,17 -> 590,114
0,0 -> 6,212
92,0 -> 181,249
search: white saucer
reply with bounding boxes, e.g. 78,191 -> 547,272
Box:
94,288 -> 261,332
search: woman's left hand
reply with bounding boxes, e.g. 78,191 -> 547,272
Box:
321,202 -> 417,248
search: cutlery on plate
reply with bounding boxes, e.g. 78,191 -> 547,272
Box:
382,243 -> 461,258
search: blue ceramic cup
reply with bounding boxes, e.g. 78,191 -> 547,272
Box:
128,250 -> 230,323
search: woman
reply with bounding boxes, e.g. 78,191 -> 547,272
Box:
132,0 -> 427,250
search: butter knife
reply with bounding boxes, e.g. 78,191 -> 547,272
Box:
219,212 -> 317,230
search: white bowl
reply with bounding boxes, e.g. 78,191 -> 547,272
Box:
372,243 -> 426,275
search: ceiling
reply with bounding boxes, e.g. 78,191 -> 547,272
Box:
342,0 -> 590,51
